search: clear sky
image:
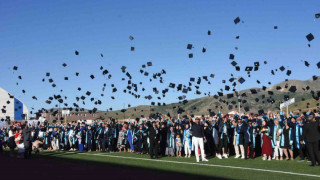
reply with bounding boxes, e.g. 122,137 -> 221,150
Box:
0,0 -> 319,114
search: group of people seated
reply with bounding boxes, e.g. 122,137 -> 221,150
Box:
0,108 -> 319,166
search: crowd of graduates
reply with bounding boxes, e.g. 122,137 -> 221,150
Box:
0,109 -> 319,166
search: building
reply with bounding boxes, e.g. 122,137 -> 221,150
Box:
0,87 -> 29,121
40,111 -> 99,123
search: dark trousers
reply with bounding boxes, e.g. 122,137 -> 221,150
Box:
143,138 -> 148,154
136,140 -> 143,153
244,143 -> 249,159
112,138 -> 117,152
24,142 -> 32,159
298,144 -> 306,160
149,140 -> 159,158
87,140 -> 92,150
0,141 -> 2,153
306,141 -> 320,165
248,142 -> 254,158
102,139 -> 107,152
219,135 -> 228,154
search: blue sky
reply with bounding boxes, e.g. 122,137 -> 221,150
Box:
0,0 -> 319,113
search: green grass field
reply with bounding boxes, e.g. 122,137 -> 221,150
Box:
34,151 -> 320,180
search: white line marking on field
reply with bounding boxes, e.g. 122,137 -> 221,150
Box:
45,152 -> 320,178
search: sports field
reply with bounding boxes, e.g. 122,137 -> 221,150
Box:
12,151 -> 319,180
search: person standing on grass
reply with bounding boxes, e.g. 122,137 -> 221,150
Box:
175,134 -> 182,158
147,121 -> 160,159
189,113 -> 209,162
86,125 -> 92,152
183,124 -> 192,158
22,124 -> 32,159
166,126 -> 175,156
281,121 -> 294,161
261,120 -> 272,161
303,114 -> 320,166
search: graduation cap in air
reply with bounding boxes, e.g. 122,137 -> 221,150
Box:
169,83 -> 175,88
313,75 -> 318,81
147,62 -> 152,66
244,107 -> 250,112
254,62 -> 260,67
75,50 -> 79,55
187,44 -> 193,50
235,66 -> 240,71
129,36 -> 134,40
250,89 -> 257,94
86,91 -> 91,96
227,93 -> 234,99
304,61 -> 310,67
286,70 -> 291,76
46,72 -> 50,77
189,53 -> 193,58
238,77 -> 245,84
234,17 -> 240,24
316,13 -> 320,18
131,47 -> 135,51
208,30 -> 211,35
274,26 -> 278,29
279,66 -> 285,71
306,33 -> 314,42
245,66 -> 253,71
64,77 -> 68,80
229,54 -> 234,60
231,61 -> 237,66
13,66 -> 18,71
222,80 -> 226,83
62,63 -> 67,67
317,61 -> 320,69
236,36 -> 240,39
225,85 -> 230,91
190,77 -> 195,82
90,75 -> 95,79
202,48 -> 206,53
271,70 -> 275,75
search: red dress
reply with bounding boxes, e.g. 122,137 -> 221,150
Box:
262,133 -> 272,156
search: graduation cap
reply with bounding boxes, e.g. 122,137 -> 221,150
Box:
129,36 -> 134,40
13,66 -> 18,71
62,63 -> 67,67
147,62 -> 152,66
254,62 -> 260,67
286,70 -> 292,76
274,26 -> 278,29
304,61 -> 310,67
169,83 -> 175,88
312,75 -> 318,81
236,36 -> 240,39
317,61 -> 320,69
202,48 -> 206,53
187,44 -> 193,50
235,66 -> 240,71
245,66 -> 253,71
222,80 -> 226,83
225,85 -> 230,91
131,47 -> 135,51
75,72 -> 79,76
244,107 -> 250,112
306,33 -> 314,42
75,50 -> 79,55
279,66 -> 285,71
86,91 -> 91,96
229,54 -> 234,60
190,77 -> 195,82
316,13 -> 320,18
90,75 -> 95,79
238,77 -> 245,84
231,61 -> 237,66
234,17 -> 240,24
254,66 -> 259,71
64,77 -> 68,80
189,53 -> 193,58
210,74 -> 215,78
227,93 -> 234,98
208,30 -> 211,35
250,89 -> 257,94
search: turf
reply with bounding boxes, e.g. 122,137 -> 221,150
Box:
33,151 -> 320,180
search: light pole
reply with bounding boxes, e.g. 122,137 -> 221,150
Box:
236,77 -> 242,114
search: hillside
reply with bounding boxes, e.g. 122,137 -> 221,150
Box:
97,76 -> 320,119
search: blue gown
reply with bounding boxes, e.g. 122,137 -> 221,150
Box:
127,129 -> 134,150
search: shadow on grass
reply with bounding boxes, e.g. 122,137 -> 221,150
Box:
16,151 -> 234,180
